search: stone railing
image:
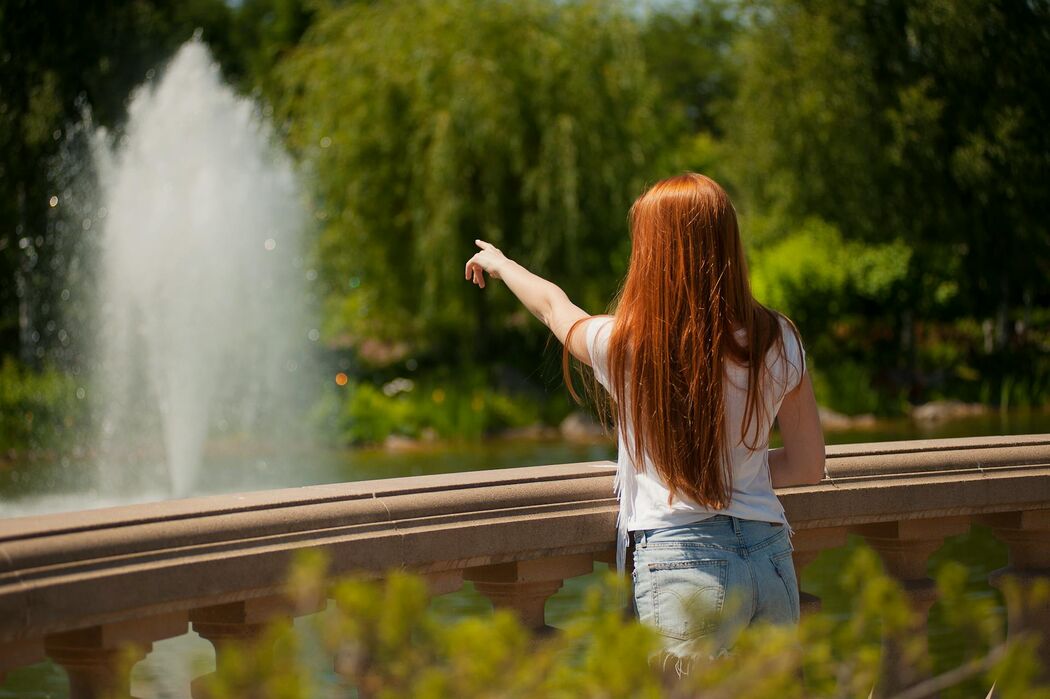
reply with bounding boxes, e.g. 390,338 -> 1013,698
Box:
1,434 -> 1048,697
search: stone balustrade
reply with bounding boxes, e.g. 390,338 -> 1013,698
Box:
0,434 -> 1048,697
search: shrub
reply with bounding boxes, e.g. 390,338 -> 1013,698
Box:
0,357 -> 89,452
197,546 -> 1049,699
312,371 -> 546,446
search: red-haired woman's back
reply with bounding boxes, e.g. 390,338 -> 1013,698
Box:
585,311 -> 805,554
464,172 -> 825,664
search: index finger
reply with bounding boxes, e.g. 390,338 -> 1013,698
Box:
475,239 -> 496,252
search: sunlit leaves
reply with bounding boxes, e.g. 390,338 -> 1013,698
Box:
276,0 -> 675,354
202,546 -> 1050,698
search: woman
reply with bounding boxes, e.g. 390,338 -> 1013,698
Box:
464,172 -> 825,661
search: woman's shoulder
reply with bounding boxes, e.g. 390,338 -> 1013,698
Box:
774,310 -> 801,335
585,314 -> 615,341
769,311 -> 806,390
736,310 -> 804,358
773,312 -> 804,354
584,315 -> 616,390
585,314 -> 615,357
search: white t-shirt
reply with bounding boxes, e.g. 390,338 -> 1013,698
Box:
585,314 -> 806,572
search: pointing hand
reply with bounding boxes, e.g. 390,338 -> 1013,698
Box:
464,239 -> 509,289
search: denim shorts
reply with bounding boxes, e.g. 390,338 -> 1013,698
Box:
631,515 -> 799,660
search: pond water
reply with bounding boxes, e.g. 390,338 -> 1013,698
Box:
1,409 -> 1048,697
5,409 -> 1049,516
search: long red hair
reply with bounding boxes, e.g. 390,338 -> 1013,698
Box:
563,173 -> 797,509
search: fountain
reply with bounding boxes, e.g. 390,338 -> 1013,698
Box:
89,39 -> 310,497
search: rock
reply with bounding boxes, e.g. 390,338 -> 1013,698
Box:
818,407 -> 880,431
559,412 -> 607,442
383,434 -> 419,451
851,413 -> 878,428
498,423 -> 559,440
818,407 -> 854,431
911,400 -> 988,423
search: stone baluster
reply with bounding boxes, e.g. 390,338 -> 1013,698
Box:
791,527 -> 847,615
855,516 -> 970,697
190,594 -> 323,699
44,612 -> 187,699
0,638 -> 44,686
423,569 -> 465,597
982,510 -> 1050,681
592,547 -> 617,570
591,547 -> 635,614
465,554 -> 595,631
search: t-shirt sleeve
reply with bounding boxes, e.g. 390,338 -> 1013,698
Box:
585,316 -> 614,393
781,318 -> 807,395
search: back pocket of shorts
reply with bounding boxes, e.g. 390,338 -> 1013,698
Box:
649,558 -> 728,641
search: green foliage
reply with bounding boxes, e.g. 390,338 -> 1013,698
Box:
725,0 -> 1049,326
0,357 -> 88,451
749,218 -> 911,328
637,1 -> 737,134
311,370 -> 546,446
227,0 -> 314,98
746,218 -> 913,415
725,1 -> 884,242
200,546 -> 1050,698
809,360 -> 885,417
276,0 -> 679,357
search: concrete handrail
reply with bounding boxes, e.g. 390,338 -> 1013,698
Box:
0,463 -> 618,641
824,434 -> 1050,478
1,435 -> 1049,646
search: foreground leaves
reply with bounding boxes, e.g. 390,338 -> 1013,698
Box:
196,545 -> 1050,699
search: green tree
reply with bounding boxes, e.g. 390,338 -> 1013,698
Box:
638,1 -> 738,134
723,0 -> 1050,404
277,0 -> 681,364
901,1 -> 1050,334
228,0 -> 314,99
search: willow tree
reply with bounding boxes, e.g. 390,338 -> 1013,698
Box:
277,0 -> 678,362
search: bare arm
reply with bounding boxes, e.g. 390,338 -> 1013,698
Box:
465,240 -> 594,364
769,371 -> 825,487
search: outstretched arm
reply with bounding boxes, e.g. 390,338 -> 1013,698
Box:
465,239 -> 594,365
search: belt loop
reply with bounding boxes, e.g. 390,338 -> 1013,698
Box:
731,516 -> 742,537
637,529 -> 647,548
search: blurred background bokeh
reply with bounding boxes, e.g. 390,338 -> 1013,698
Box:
1,0 -> 1048,508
